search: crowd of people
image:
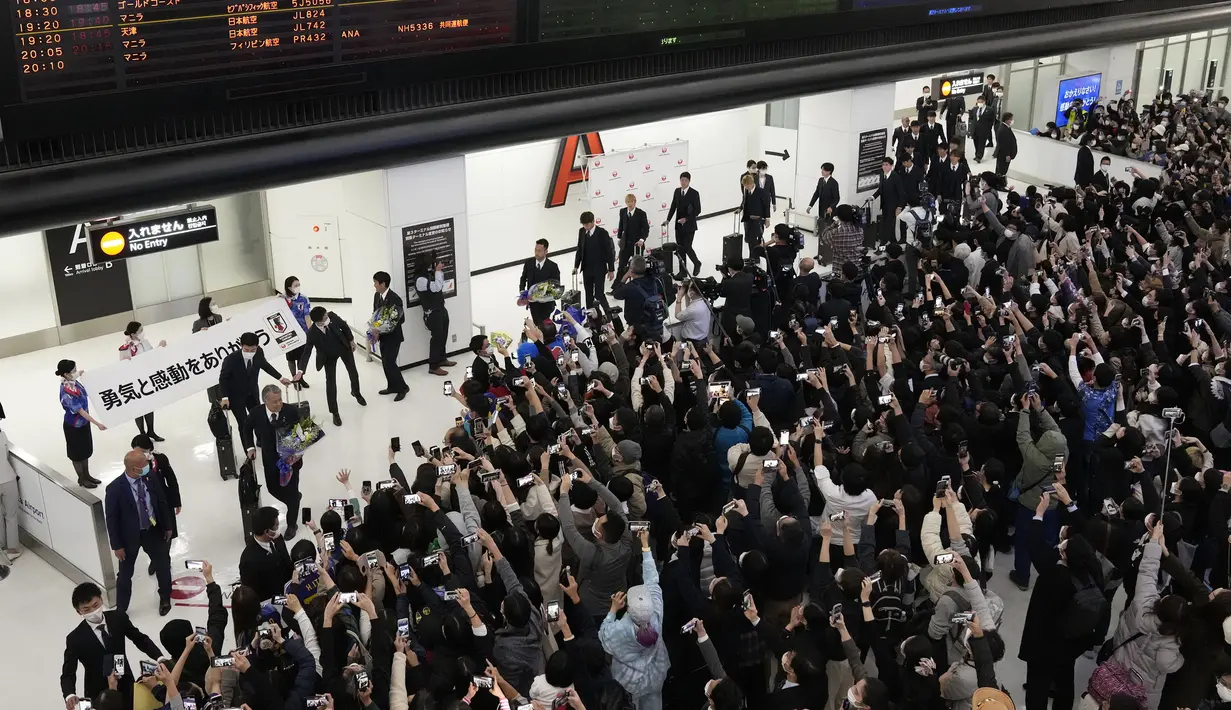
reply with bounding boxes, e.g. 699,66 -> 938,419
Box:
49,85 -> 1231,710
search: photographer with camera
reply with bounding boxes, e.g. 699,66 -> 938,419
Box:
667,278 -> 713,345
716,256 -> 755,339
612,255 -> 668,343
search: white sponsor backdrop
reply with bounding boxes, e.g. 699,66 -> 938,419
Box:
584,141 -> 689,248
78,298 -> 307,427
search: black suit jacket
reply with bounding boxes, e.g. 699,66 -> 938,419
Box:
373,289 -> 406,344
519,257 -> 561,292
874,171 -> 905,211
574,227 -> 615,276
218,348 -> 283,408
1075,146 -> 1095,186
996,124 -> 1018,158
238,536 -> 293,603
920,122 -> 946,160
61,610 -> 161,700
969,106 -> 994,137
901,164 -> 925,204
938,159 -> 971,200
740,186 -> 772,221
104,471 -> 174,554
759,174 -> 777,207
239,403 -> 304,482
1091,170 -> 1111,193
666,187 -> 701,233
809,176 -> 840,213
941,94 -> 966,124
917,95 -> 938,124
297,314 -> 356,372
616,208 -> 650,250
892,125 -> 911,151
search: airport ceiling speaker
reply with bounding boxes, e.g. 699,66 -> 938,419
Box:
583,141 -> 689,248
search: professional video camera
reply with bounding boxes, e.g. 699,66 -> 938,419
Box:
914,180 -> 938,248
686,276 -> 723,302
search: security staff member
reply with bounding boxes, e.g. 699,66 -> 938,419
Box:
940,91 -> 966,145
616,194 -> 650,276
969,95 -> 995,163
296,306 -> 367,426
665,173 -> 702,278
737,173 -> 771,253
717,256 -> 754,338
573,211 -> 614,315
413,253 -> 455,376
519,238 -> 561,325
995,113 -> 1018,177
807,162 -> 840,218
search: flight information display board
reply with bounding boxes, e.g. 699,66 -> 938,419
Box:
11,0 -> 518,100
539,0 -> 842,41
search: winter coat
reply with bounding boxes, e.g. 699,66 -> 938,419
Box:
1102,541 -> 1183,693
492,557 -> 546,695
1014,409 -> 1068,511
599,550 -> 669,701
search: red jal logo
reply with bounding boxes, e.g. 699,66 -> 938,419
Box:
611,199 -> 619,207
660,175 -> 669,182
594,188 -> 603,197
611,170 -> 618,178
661,202 -> 668,209
644,191 -> 652,199
644,163 -> 652,171
628,181 -> 635,188
627,153 -> 635,160
661,147 -> 668,153
593,159 -> 603,168
676,158 -> 684,165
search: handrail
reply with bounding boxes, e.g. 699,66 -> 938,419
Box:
8,445 -> 117,604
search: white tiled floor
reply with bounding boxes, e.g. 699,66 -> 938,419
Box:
0,210 -> 1111,709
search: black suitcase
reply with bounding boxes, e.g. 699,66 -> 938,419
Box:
722,212 -> 744,264
217,435 -> 238,481
238,459 -> 261,543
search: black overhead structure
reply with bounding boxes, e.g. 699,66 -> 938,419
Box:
0,0 -> 1227,233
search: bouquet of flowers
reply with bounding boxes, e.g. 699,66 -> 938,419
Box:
516,280 -> 565,306
274,419 -> 326,485
367,305 -> 401,347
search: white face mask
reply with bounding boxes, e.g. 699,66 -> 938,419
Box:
83,608 -> 106,625
1218,681 -> 1231,702
290,285 -> 299,295
846,687 -> 862,708
320,318 -> 330,328
210,304 -> 221,315
242,350 -> 255,361
1101,165 -> 1110,173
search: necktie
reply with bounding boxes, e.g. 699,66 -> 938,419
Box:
270,413 -> 277,424
245,357 -> 253,372
136,477 -> 154,530
99,623 -> 112,648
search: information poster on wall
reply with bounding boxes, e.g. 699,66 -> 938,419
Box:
402,218 -> 458,305
856,128 -> 888,193
1055,73 -> 1102,127
45,224 -> 133,326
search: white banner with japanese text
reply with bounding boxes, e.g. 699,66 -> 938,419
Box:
78,298 -> 307,428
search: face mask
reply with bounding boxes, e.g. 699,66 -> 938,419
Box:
69,369 -> 81,380
210,304 -> 221,315
1217,682 -> 1231,702
145,451 -> 154,461
844,687 -> 863,710
83,608 -> 106,625
1102,165 -> 1110,173
290,285 -> 299,295
135,329 -> 144,339
140,464 -> 150,477
243,350 -> 255,361
320,318 -> 330,328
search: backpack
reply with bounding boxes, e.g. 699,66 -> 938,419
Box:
238,460 -> 261,507
639,279 -> 667,333
1060,577 -> 1109,640
871,578 -> 910,632
207,401 -> 231,440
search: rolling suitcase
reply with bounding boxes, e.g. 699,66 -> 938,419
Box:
237,459 -> 261,544
723,214 -> 744,264
208,400 -> 239,481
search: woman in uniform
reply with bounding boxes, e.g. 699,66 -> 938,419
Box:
119,321 -> 168,441
56,359 -> 106,489
283,275 -> 312,389
192,296 -> 224,333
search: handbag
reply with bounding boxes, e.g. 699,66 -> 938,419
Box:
1087,659 -> 1146,706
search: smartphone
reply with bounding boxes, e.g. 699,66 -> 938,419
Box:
742,591 -> 753,611
829,511 -> 846,522
746,387 -> 762,398
957,440 -> 968,457
356,670 -> 371,691
343,504 -> 355,521
722,500 -> 739,515
361,480 -> 373,497
194,626 -> 207,643
877,395 -> 893,406
139,660 -> 157,677
455,416 -> 464,428
560,565 -> 572,586
479,470 -> 500,483
1103,498 -> 1118,517
1140,368 -> 1150,378
365,552 -> 380,569
951,612 -> 974,624
323,532 -> 335,552
182,699 -> 196,710
307,697 -> 331,709
422,552 -> 442,567
437,464 -> 457,478
934,552 -> 955,565
297,561 -> 318,576
403,493 -> 421,505
428,445 -> 442,459
681,619 -> 698,633
443,381 -> 453,396
867,572 -> 882,584
443,589 -> 462,601
79,702 -> 94,710
545,600 -> 561,622
271,594 -> 287,606
377,479 -> 398,491
935,476 -> 950,498
397,618 -> 411,638
512,376 -> 526,387
880,498 -> 895,508
830,603 -> 844,620
397,563 -> 411,582
630,521 -> 651,532
571,351 -> 580,363
547,443 -> 561,455
461,532 -> 480,545
211,656 -> 235,668
763,459 -> 780,470
112,654 -> 125,677
412,440 -> 425,457
328,497 -> 347,510
391,437 -> 401,453
474,675 -> 494,690
338,592 -> 359,604
185,559 -> 204,571
1052,455 -> 1065,472
516,475 -> 534,486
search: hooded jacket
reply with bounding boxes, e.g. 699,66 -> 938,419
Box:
1100,542 -> 1184,697
492,557 -> 546,695
599,550 -> 669,701
1014,408 -> 1068,511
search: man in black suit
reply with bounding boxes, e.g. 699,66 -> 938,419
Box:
807,162 -> 840,218
1091,155 -> 1112,193
296,306 -> 366,427
899,153 -> 925,206
756,160 -> 778,214
615,196 -> 650,277
969,94 -> 994,162
896,121 -> 922,163
573,211 -> 614,315
938,147 -> 971,204
941,92 -> 967,145
664,172 -> 702,277
105,449 -> 175,615
738,174 -> 771,253
920,111 -> 946,164
519,238 -> 562,325
891,116 -> 912,155
131,435 -> 180,577
241,384 -> 304,538
873,157 -> 905,245
718,256 -> 754,337
1075,134 -> 1096,187
61,581 -> 162,709
218,332 -> 292,433
372,270 -> 409,401
917,84 -> 938,125
995,112 -> 1018,177
238,506 -> 293,603
981,75 -> 1000,147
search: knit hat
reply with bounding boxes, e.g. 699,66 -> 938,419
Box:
953,243 -> 972,260
626,584 -> 659,647
735,315 -> 756,335
597,362 -> 619,382
616,439 -> 642,463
